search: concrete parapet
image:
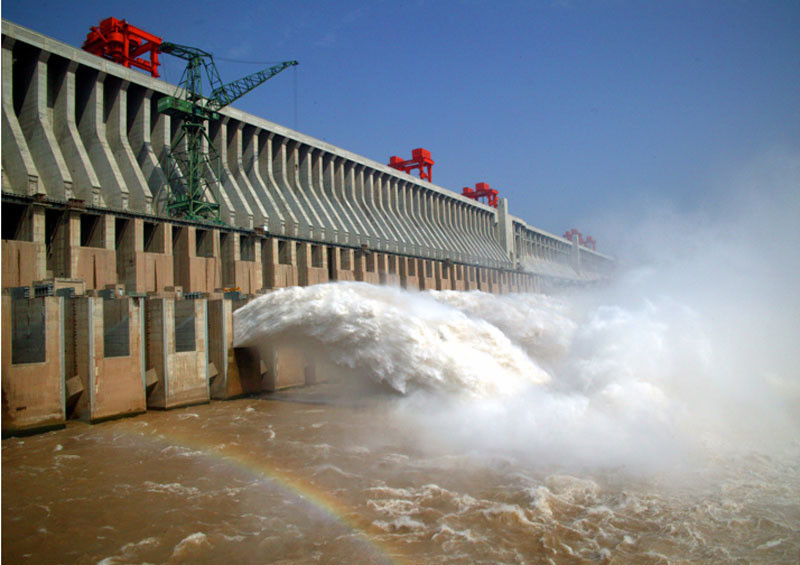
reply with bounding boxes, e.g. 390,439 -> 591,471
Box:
262,237 -> 298,289
296,241 -> 328,287
355,248 -> 381,285
380,254 -> 401,287
328,247 -> 356,282
116,217 -> 174,293
2,202 -> 46,286
2,294 -> 65,435
221,232 -> 261,295
65,296 -> 145,422
261,344 -> 315,391
418,258 -> 438,291
172,225 -> 222,293
144,297 -> 209,409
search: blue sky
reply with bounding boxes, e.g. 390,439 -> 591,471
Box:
4,1 -> 799,244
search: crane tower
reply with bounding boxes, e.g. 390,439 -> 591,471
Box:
157,41 -> 297,222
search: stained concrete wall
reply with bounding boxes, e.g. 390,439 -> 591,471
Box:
145,297 -> 209,409
208,297 -> 267,399
2,295 -> 64,435
260,344 -> 315,392
65,296 -> 145,422
116,218 -> 174,293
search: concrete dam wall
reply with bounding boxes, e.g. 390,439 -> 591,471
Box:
1,20 -> 615,435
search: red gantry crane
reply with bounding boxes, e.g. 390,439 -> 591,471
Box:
388,148 -> 435,182
462,182 -> 499,208
82,17 -> 163,77
82,17 -> 297,222
563,228 -> 596,250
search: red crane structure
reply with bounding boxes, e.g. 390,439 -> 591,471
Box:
388,148 -> 434,182
563,228 -> 596,250
461,182 -> 499,208
82,17 -> 163,78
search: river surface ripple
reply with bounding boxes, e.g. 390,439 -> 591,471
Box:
3,390 -> 799,564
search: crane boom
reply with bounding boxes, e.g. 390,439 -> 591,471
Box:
156,40 -> 297,222
158,41 -> 297,118
209,60 -> 298,112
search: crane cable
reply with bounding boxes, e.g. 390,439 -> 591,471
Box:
209,56 -> 300,129
214,56 -> 286,65
163,54 -> 299,129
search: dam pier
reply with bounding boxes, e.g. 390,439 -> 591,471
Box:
1,19 -> 614,436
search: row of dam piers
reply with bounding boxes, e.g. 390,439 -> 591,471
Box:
2,199 -> 558,437
2,19 -> 614,436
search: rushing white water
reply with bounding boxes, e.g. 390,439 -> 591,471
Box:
234,152 -> 800,475
233,280 -> 796,474
234,283 -> 553,397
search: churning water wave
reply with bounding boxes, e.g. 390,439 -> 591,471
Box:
234,281 -> 797,469
4,281 -> 799,563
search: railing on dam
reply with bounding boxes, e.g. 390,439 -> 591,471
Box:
1,19 -> 613,283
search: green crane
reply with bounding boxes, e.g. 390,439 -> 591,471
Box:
157,41 -> 298,223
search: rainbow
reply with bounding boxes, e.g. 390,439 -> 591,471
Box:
124,425 -> 407,565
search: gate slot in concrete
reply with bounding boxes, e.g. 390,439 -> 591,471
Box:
261,344 -> 316,391
208,294 -> 265,399
64,293 -> 145,422
230,303 -> 318,393
231,343 -> 317,393
145,296 -> 209,409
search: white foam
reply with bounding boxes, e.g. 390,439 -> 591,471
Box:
232,156 -> 800,470
142,481 -> 200,497
234,283 -> 551,397
312,464 -> 361,479
170,532 -> 211,561
373,515 -> 427,532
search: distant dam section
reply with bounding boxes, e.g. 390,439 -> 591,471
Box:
1,19 -> 614,436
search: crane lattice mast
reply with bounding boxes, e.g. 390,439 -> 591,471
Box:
157,41 -> 297,222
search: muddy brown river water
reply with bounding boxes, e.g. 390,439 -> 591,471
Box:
5,283 -> 800,563
3,387 -> 799,564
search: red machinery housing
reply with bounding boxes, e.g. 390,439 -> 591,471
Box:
82,17 -> 163,78
563,228 -> 596,250
462,182 -> 499,208
388,148 -> 434,182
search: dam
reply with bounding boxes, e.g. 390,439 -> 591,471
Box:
1,19 -> 614,436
